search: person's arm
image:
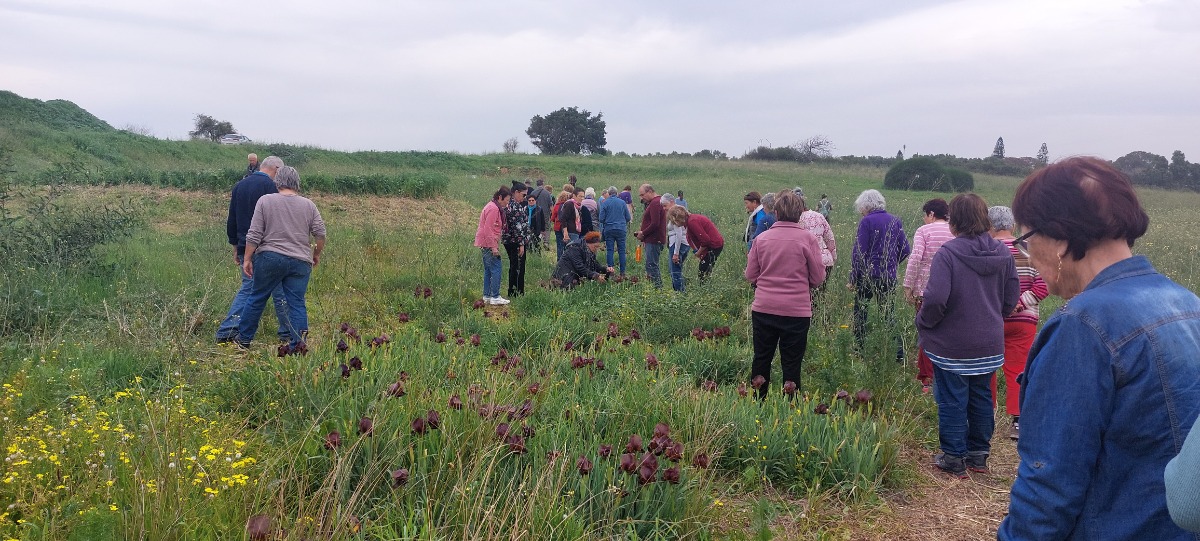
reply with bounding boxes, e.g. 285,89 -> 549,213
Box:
1167,417 -> 1200,532
744,242 -> 761,284
1001,256 -> 1019,316
310,204 -> 326,266
805,234 -> 827,288
903,229 -> 927,303
226,188 -> 240,263
894,219 -> 911,262
822,219 -> 836,263
849,220 -> 868,286
914,251 -> 951,330
242,199 -> 267,277
999,317 -> 1112,540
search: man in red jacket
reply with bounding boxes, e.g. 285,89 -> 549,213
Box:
633,184 -> 666,288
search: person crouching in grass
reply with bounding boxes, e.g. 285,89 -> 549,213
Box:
552,231 -> 613,289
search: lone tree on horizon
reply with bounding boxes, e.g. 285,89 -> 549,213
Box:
525,107 -> 608,155
1036,143 -> 1049,166
189,114 -> 236,142
992,137 -> 1006,159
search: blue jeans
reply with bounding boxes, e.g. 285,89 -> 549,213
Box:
481,248 -> 502,298
643,242 -> 663,288
555,230 -> 565,259
216,253 -> 293,343
236,251 -> 311,346
669,248 -> 688,291
604,229 -> 627,274
932,364 -> 995,458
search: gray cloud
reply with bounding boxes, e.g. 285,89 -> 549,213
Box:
1,0 -> 1195,160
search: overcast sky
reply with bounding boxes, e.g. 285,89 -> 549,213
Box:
2,0 -> 1197,160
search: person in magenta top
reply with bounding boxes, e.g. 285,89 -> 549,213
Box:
903,198 -> 954,391
744,190 -> 827,400
474,185 -> 511,305
667,205 -> 725,280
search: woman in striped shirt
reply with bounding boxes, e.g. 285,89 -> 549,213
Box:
903,199 -> 954,392
988,206 -> 1048,440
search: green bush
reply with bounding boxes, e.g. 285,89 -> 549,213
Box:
884,157 -> 960,192
944,167 -> 975,191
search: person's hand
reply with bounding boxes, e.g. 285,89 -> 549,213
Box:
242,258 -> 254,278
634,230 -> 643,240
519,245 -> 525,256
596,274 -> 607,283
312,253 -> 321,267
233,247 -> 240,265
846,282 -> 854,291
492,248 -> 501,257
606,266 -> 615,274
672,254 -> 680,264
903,287 -> 916,306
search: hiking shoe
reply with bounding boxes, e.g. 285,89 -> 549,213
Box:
1009,421 -> 1020,441
490,296 -> 511,305
965,452 -> 990,474
934,453 -> 969,479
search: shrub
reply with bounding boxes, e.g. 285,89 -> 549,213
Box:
944,167 -> 975,191
884,157 -> 951,191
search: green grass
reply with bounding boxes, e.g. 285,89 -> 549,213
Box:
3,148 -> 1200,539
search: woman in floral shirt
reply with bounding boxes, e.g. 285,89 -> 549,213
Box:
502,182 -> 534,297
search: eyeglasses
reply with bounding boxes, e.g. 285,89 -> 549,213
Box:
1013,229 -> 1036,258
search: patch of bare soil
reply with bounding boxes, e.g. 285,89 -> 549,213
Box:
840,409 -> 1017,541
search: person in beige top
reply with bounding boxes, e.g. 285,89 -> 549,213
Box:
236,166 -> 326,348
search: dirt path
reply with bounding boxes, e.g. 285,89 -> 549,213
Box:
845,411 -> 1018,541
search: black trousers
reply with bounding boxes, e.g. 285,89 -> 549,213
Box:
504,242 -> 526,296
751,310 -> 811,400
698,247 -> 722,280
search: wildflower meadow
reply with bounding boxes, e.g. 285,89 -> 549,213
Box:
4,155 -> 1200,539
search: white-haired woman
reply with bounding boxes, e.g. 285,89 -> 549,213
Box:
848,189 -> 910,361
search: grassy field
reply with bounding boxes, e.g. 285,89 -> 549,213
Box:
3,152 -> 1200,539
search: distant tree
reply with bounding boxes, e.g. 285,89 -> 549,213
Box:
1170,150 -> 1191,187
189,114 -> 236,142
1114,151 -> 1169,187
992,137 -> 1006,159
1036,143 -> 1049,166
791,135 -> 834,162
896,149 -> 904,160
693,149 -> 729,160
502,137 -> 519,154
525,107 -> 607,155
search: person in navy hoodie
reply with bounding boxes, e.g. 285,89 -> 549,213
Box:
217,156 -> 294,344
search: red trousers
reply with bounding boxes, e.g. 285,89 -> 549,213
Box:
998,321 -> 1037,416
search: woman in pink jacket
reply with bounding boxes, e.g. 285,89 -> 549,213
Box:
744,190 -> 828,399
474,186 -> 511,305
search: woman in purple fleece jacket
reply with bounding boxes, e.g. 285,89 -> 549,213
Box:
917,193 -> 1018,478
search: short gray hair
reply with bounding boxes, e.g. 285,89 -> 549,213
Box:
792,186 -> 804,198
260,155 -> 285,171
607,186 -> 619,196
274,165 -> 301,190
762,192 -> 777,212
855,189 -> 886,214
660,193 -> 676,205
988,205 -> 1015,232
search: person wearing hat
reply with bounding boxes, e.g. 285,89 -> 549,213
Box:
502,181 -> 534,296
530,179 -> 554,248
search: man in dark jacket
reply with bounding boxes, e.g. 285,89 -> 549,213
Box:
245,153 -> 260,177
216,156 -> 292,344
553,232 -> 613,288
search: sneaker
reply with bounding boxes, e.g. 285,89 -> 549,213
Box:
1009,421 -> 1020,441
491,296 -> 511,305
482,296 -> 495,305
965,452 -> 990,474
934,453 -> 969,479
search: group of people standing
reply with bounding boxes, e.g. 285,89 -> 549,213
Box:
474,178 -> 725,294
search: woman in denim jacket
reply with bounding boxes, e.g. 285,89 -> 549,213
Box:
999,157 -> 1200,540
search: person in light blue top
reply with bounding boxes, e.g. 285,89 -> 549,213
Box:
753,192 -> 778,239
1167,416 -> 1200,532
597,186 -> 632,276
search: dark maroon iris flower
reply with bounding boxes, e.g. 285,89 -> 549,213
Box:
449,394 -> 463,410
324,431 -> 341,450
577,455 -> 593,475
626,434 -> 643,453
814,403 -> 830,415
391,468 -> 409,488
692,452 -> 710,469
387,381 -> 405,397
783,381 -> 797,396
599,444 -> 613,458
662,466 -> 681,484
358,417 -> 374,436
751,375 -> 766,389
411,417 -> 427,435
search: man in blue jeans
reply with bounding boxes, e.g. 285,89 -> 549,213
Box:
216,156 -> 294,344
633,184 -> 666,288
598,186 -> 631,276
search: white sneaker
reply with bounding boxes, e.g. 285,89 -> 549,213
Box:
491,296 -> 511,305
483,296 -> 495,305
